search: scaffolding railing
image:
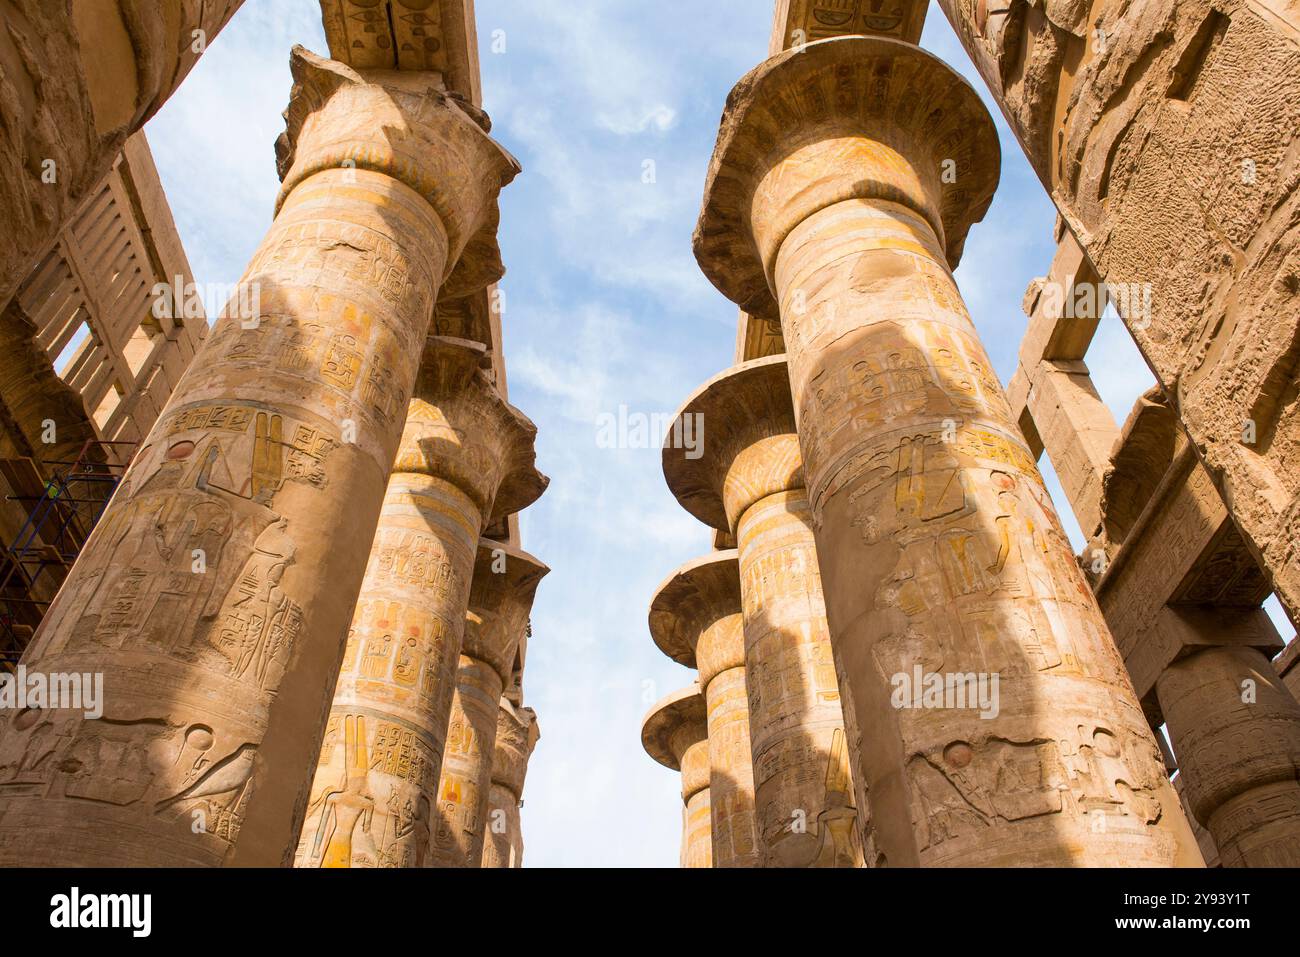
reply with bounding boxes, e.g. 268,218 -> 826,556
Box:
0,439 -> 134,672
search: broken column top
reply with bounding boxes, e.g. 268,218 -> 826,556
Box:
641,685 -> 708,772
648,549 -> 743,669
694,35 -> 1000,318
663,354 -> 800,532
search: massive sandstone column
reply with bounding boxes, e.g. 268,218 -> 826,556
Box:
665,357 -> 862,867
693,36 -> 1199,866
295,336 -> 545,867
431,540 -> 546,867
650,550 -> 761,867
642,686 -> 712,868
481,698 -> 540,868
0,0 -> 245,311
1154,609 -> 1300,867
0,47 -> 519,866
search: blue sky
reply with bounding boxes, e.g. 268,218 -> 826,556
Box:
147,1 -> 1270,867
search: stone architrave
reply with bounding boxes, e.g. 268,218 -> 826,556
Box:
430,540 -> 547,867
295,336 -> 545,868
0,47 -> 518,867
650,551 -> 761,867
693,36 -> 1201,867
481,699 -> 540,868
642,686 -> 712,868
665,356 -> 863,867
0,1 -> 245,312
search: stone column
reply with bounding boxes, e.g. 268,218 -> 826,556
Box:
481,699 -> 540,868
1155,609 -> 1300,867
693,36 -> 1197,866
430,540 -> 546,867
642,687 -> 711,868
0,0 -> 245,310
665,356 -> 862,867
0,48 -> 519,866
295,336 -> 545,868
650,551 -> 761,867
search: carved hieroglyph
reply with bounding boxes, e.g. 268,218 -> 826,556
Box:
295,336 -> 545,867
936,0 -> 1300,631
651,551 -> 761,867
0,1 -> 244,313
430,540 -> 546,867
665,357 -> 863,867
0,47 -> 519,866
694,36 -> 1201,866
481,699 -> 539,868
642,687 -> 712,868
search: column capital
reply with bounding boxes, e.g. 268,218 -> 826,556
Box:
395,335 -> 548,522
649,550 -> 744,688
463,539 -> 548,685
275,46 -> 520,293
694,35 -> 998,317
641,686 -> 708,796
490,699 -> 540,799
664,355 -> 800,532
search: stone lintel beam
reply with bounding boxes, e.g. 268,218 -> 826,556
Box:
276,46 -> 517,296
663,355 -> 800,534
319,0 -> 482,106
0,0 -> 245,311
1101,387 -> 1182,551
768,0 -> 929,53
1098,446 -> 1276,704
1026,360 -> 1120,544
693,35 -> 999,320
641,686 -> 711,867
649,550 -> 761,867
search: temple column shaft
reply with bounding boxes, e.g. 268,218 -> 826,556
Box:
736,488 -> 860,866
0,49 -> 517,866
697,622 -> 761,868
681,736 -> 713,868
481,700 -> 539,868
694,37 -> 1200,867
298,470 -> 477,868
663,357 -> 862,866
295,335 -> 544,868
431,540 -> 546,866
433,655 -> 504,866
642,687 -> 711,867
1156,620 -> 1300,867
